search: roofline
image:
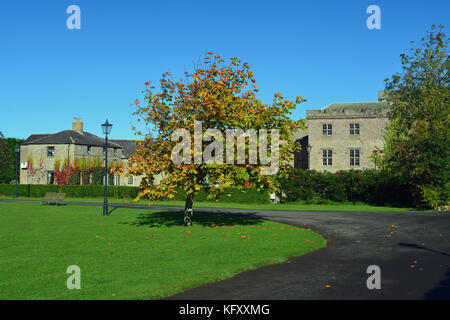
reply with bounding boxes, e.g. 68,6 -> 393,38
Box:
21,141 -> 122,147
323,101 -> 387,109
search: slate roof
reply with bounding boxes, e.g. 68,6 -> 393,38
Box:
21,130 -> 123,149
109,139 -> 141,158
22,134 -> 53,144
324,101 -> 390,113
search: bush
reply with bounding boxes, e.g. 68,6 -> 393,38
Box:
157,186 -> 270,204
0,184 -> 31,197
0,184 -> 269,204
278,168 -> 415,207
91,168 -> 104,185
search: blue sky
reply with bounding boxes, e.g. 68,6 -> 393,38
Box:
0,0 -> 448,140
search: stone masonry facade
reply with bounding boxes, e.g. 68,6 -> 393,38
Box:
292,92 -> 390,172
19,119 -> 145,186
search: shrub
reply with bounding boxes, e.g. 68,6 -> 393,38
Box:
157,186 -> 270,204
278,168 -> 416,207
0,184 -> 268,204
0,184 -> 30,197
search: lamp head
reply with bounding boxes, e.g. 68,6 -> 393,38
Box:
101,119 -> 112,135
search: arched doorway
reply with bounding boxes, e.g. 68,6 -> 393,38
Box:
294,136 -> 309,170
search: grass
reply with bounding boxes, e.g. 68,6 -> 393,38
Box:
1,195 -> 427,212
0,201 -> 326,300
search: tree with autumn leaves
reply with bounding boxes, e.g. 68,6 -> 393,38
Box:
127,53 -> 305,226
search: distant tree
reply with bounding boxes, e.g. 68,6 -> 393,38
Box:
126,53 -> 305,226
383,25 -> 449,209
0,132 -> 15,183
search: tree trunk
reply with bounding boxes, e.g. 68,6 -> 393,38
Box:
184,193 -> 194,226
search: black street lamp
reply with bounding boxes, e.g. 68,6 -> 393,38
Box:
101,119 -> 112,216
14,145 -> 19,198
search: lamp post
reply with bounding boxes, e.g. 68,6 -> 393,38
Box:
14,145 -> 19,198
101,119 -> 112,216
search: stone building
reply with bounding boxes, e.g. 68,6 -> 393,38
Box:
20,119 -> 142,186
19,91 -> 390,187
292,92 -> 390,172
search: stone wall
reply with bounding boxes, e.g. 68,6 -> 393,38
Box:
20,144 -> 125,185
292,108 -> 389,172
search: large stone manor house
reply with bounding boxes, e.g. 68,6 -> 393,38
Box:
19,91 -> 390,185
292,91 -> 389,172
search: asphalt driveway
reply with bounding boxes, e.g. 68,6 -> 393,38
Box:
165,208 -> 450,300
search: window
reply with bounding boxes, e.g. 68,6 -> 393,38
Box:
87,146 -> 92,154
114,148 -> 118,156
349,149 -> 360,166
47,146 -> 55,157
322,149 -> 332,166
47,171 -> 54,184
128,176 -> 134,185
350,123 -> 360,135
322,124 -> 332,135
103,147 -> 106,155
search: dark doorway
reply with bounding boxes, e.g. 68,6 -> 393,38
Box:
294,136 -> 309,170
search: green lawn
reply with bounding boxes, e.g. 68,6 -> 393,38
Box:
1,195 -> 426,212
0,202 -> 325,300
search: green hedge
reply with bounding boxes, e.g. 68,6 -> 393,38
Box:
278,168 -> 414,207
168,187 -> 270,204
0,184 -> 139,199
0,184 -> 269,204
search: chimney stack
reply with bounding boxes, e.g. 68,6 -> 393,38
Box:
72,118 -> 83,132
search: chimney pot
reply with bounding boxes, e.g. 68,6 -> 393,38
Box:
72,118 -> 83,132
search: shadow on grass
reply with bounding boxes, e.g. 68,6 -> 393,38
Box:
120,210 -> 264,228
108,207 -> 118,215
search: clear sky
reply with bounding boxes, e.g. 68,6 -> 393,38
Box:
0,0 -> 448,140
